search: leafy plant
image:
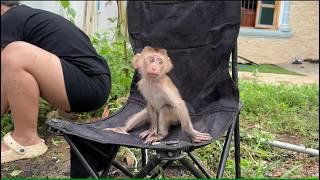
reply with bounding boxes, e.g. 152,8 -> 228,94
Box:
59,0 -> 76,24
91,19 -> 134,104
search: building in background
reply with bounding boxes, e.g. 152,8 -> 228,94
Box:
238,1 -> 319,65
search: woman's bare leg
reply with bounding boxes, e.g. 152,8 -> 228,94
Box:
1,41 -> 71,152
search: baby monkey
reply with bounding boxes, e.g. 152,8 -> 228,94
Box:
105,46 -> 212,144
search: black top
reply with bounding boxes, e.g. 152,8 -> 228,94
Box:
1,5 -> 110,75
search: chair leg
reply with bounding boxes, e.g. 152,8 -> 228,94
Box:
65,135 -> 99,178
141,148 -> 147,167
111,161 -> 134,177
216,116 -> 237,178
100,146 -> 120,177
179,157 -> 206,178
79,140 -> 133,177
134,155 -> 162,178
187,152 -> 212,178
234,115 -> 241,178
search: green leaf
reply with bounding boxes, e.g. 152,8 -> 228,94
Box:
59,0 -> 70,9
107,17 -> 117,23
240,159 -> 251,168
69,8 -> 76,18
10,170 -> 22,177
51,138 -> 62,146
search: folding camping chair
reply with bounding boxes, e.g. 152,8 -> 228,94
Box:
47,1 -> 242,178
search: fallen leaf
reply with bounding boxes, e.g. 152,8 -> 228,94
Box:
102,105 -> 110,118
51,138 -> 61,146
10,170 -> 22,177
123,149 -> 135,167
125,156 -> 134,167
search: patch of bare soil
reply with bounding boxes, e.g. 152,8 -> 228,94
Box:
267,153 -> 319,178
276,134 -> 304,146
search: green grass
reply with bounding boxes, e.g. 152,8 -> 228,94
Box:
239,81 -> 319,149
194,81 -> 319,178
236,64 -> 303,75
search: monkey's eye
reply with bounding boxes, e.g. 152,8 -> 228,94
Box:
157,58 -> 163,65
148,57 -> 155,63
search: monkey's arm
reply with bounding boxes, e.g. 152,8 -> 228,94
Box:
140,104 -> 158,139
172,100 -> 212,143
104,108 -> 148,134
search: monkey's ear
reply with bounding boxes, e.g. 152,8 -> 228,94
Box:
143,46 -> 153,52
132,53 -> 141,69
159,49 -> 167,56
165,57 -> 173,73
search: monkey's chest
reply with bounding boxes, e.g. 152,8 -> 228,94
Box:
140,85 -> 168,110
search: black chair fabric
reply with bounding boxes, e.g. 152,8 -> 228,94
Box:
47,1 -> 241,177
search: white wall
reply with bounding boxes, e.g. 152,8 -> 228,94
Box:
20,1 -> 63,15
97,1 -> 118,32
20,1 -> 118,33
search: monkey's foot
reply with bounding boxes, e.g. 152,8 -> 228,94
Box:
103,127 -> 129,135
192,131 -> 212,143
139,129 -> 157,139
143,135 -> 164,144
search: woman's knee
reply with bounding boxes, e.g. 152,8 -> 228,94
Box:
1,41 -> 33,69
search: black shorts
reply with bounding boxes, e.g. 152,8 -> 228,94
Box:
60,59 -> 111,112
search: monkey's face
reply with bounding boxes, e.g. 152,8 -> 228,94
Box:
143,54 -> 165,79
133,47 -> 173,80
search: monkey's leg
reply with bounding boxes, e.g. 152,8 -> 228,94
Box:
144,106 -> 171,144
173,100 -> 212,143
140,105 -> 158,139
104,108 -> 149,134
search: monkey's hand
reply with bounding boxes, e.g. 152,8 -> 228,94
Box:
191,130 -> 212,143
104,127 -> 129,135
139,128 -> 157,139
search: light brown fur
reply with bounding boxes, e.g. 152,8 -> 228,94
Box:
105,46 -> 212,144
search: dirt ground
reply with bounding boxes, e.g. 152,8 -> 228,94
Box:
1,62 -> 319,178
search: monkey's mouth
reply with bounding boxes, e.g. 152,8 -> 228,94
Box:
147,73 -> 159,79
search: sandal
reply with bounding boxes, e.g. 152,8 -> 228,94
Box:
1,132 -> 48,164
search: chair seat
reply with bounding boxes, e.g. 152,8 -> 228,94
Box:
47,100 -> 240,151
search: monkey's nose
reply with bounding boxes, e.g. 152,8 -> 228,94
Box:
151,68 -> 157,73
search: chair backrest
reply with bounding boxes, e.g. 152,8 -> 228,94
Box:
127,1 -> 241,115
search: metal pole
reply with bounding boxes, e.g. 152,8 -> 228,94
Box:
216,115 -> 237,178
234,115 -> 241,178
134,155 -> 162,178
65,135 -> 99,178
232,43 -> 238,84
141,148 -> 147,167
179,157 -> 206,178
232,42 -> 242,178
265,141 -> 319,157
187,152 -> 212,178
